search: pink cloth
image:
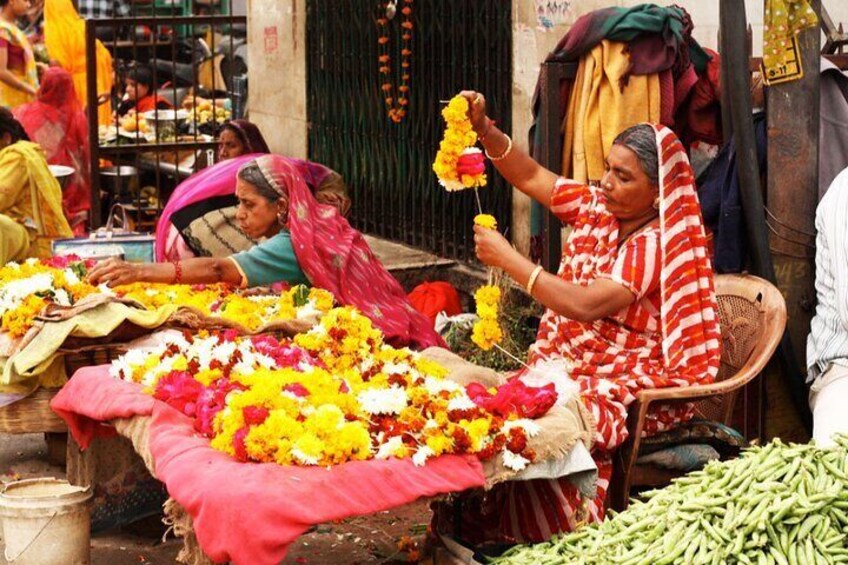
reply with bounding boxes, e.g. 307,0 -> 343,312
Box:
256,155 -> 445,350
154,154 -> 259,261
155,155 -> 338,262
51,366 -> 486,565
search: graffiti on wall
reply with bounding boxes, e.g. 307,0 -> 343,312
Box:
535,0 -> 572,28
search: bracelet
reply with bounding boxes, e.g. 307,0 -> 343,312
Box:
172,260 -> 183,284
485,133 -> 513,161
526,265 -> 544,296
478,118 -> 495,143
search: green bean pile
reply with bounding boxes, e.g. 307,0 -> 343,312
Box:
491,437 -> 848,565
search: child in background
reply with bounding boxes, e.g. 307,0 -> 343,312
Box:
117,64 -> 172,116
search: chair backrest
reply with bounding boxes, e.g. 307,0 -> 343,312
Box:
691,274 -> 787,424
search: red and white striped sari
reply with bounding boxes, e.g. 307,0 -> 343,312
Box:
449,124 -> 721,544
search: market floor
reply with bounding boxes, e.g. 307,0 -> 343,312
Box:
0,433 -> 435,564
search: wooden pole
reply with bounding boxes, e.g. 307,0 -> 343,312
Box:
764,0 -> 820,439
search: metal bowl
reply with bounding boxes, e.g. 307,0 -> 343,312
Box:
99,166 -> 139,201
48,165 -> 75,191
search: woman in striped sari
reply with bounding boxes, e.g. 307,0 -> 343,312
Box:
439,92 -> 721,543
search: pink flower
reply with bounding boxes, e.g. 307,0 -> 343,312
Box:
269,281 -> 291,293
194,378 -> 245,436
456,151 -> 485,176
466,378 -> 557,419
153,371 -> 205,417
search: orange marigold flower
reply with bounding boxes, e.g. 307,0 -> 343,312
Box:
401,22 -> 413,29
379,66 -> 390,74
378,55 -> 390,63
401,49 -> 412,56
385,97 -> 393,105
377,18 -> 388,25
381,83 -> 393,92
377,36 -> 389,44
399,85 -> 409,93
402,7 -> 412,15
402,33 -> 411,40
401,62 -> 410,68
399,98 -> 409,106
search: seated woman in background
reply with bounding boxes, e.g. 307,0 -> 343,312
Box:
89,155 -> 439,349
117,64 -> 172,117
0,0 -> 38,108
0,107 -> 72,263
155,119 -> 350,261
15,67 -> 90,235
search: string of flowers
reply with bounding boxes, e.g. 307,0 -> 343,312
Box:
376,0 -> 414,124
112,306 -> 542,470
432,95 -> 487,192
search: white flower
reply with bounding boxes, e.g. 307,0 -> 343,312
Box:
412,446 -> 435,467
97,283 -> 115,296
63,268 -> 80,286
53,289 -> 71,307
24,258 -> 38,266
502,449 -> 530,472
291,448 -> 319,466
423,376 -> 461,396
447,394 -> 477,412
357,385 -> 408,415
375,436 -> 405,460
424,418 -> 438,430
0,272 -> 55,315
382,361 -> 413,376
503,419 -> 542,438
295,300 -> 323,321
212,340 -> 237,364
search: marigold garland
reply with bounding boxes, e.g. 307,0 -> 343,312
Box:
474,214 -> 498,230
376,0 -> 414,123
112,306 -> 542,470
433,95 -> 487,191
471,285 -> 503,351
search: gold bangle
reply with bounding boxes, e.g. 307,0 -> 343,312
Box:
526,265 -> 544,295
485,133 -> 513,161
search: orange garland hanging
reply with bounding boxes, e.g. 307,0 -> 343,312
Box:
376,0 -> 413,123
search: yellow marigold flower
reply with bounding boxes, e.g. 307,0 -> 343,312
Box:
471,318 -> 503,351
425,434 -> 454,456
474,214 -> 498,230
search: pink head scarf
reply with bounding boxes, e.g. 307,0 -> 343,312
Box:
254,154 -> 445,350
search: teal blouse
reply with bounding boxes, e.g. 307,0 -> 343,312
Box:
230,230 -> 309,288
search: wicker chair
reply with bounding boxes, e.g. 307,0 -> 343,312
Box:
607,273 -> 787,511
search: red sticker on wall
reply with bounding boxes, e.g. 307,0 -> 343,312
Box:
264,26 -> 278,54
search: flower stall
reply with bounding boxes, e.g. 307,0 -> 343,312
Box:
51,305 -> 596,564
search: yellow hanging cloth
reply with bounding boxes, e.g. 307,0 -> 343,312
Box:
562,40 -> 660,183
44,0 -> 114,125
762,0 -> 818,85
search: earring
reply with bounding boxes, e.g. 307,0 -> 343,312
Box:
277,212 -> 287,225
652,197 -> 660,210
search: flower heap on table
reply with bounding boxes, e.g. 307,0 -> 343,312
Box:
432,95 -> 487,191
112,306 -> 546,470
0,256 -> 98,338
0,256 -> 335,338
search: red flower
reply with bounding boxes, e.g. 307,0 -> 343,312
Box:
232,427 -> 250,462
243,405 -> 270,426
283,383 -> 310,398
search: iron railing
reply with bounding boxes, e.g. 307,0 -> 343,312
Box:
84,5 -> 245,229
306,0 -> 513,260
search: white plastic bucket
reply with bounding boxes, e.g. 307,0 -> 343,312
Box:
0,478 -> 92,564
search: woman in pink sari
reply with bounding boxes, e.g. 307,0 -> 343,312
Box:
14,67 -> 90,235
90,155 -> 440,350
156,119 -> 350,261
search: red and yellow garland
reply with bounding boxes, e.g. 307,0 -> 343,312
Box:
376,0 -> 414,123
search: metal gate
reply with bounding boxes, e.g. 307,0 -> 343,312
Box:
306,0 -> 513,260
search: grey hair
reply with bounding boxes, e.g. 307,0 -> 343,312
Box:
612,124 -> 659,186
237,161 -> 281,202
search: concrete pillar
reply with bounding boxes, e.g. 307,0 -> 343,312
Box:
245,0 -> 308,158
511,0 -> 571,256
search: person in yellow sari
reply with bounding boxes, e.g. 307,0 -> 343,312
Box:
0,107 -> 72,263
0,0 -> 38,108
44,0 -> 113,125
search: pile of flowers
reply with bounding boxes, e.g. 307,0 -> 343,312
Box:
112,283 -> 334,332
0,257 -> 335,338
112,306 -> 546,470
432,95 -> 487,191
0,257 -> 98,338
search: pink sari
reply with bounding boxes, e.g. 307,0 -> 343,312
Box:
255,154 -> 445,350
